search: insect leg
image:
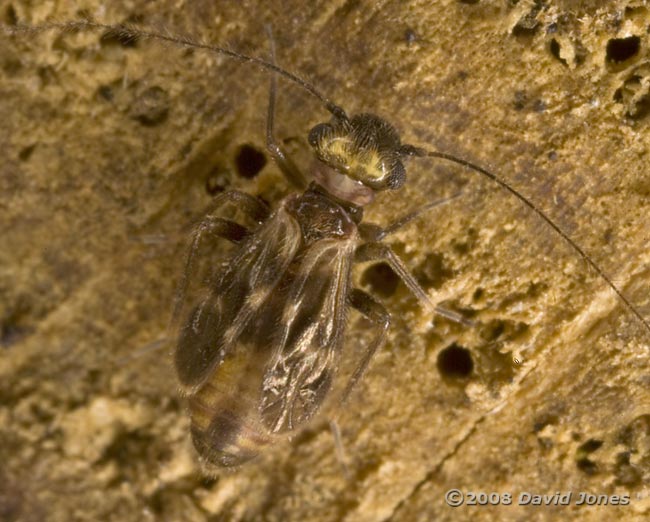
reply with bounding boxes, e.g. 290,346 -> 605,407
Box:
358,193 -> 462,242
329,287 -> 389,475
339,288 -> 391,405
199,189 -> 270,224
172,197 -> 268,323
264,27 -> 309,189
329,419 -> 351,479
355,243 -> 472,325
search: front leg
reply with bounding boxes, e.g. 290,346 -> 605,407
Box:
265,27 -> 309,190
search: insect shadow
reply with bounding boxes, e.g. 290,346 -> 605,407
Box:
6,19 -> 650,471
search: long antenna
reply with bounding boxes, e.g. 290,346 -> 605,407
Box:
2,19 -> 348,120
401,144 -> 650,336
5,19 -> 648,335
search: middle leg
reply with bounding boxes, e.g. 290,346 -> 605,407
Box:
358,192 -> 461,242
355,242 -> 473,326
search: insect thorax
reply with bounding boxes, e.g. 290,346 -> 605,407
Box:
286,184 -> 361,245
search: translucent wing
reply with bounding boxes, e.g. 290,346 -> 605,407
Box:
260,237 -> 356,433
174,207 -> 301,391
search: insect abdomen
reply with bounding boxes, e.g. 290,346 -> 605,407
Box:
188,349 -> 274,467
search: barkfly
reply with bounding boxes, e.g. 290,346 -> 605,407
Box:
6,19 -> 650,470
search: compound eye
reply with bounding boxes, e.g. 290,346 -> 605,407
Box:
386,161 -> 406,190
308,123 -> 332,147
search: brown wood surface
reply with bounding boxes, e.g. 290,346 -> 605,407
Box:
1,1 -> 649,521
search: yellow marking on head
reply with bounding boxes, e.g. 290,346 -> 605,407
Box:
321,136 -> 386,182
349,151 -> 384,180
327,137 -> 350,159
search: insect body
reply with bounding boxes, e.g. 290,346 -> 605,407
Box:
178,185 -> 357,466
174,105 -> 444,467
6,20 -> 650,470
